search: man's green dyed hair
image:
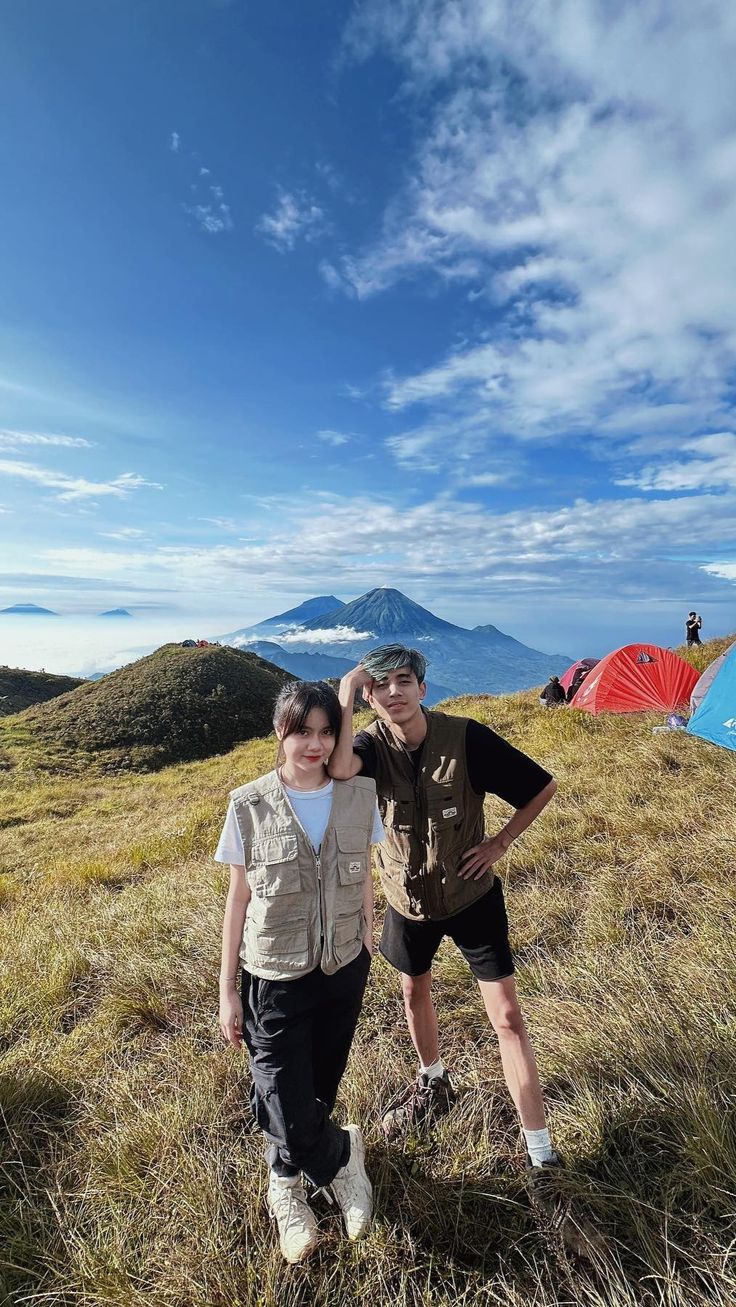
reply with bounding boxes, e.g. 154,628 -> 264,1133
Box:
360,643 -> 427,684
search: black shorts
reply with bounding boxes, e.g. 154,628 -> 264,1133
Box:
379,877 -> 514,982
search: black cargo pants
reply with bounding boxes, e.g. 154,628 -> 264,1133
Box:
241,945 -> 371,1186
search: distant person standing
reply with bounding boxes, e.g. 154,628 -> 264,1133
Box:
540,675 -> 566,707
686,612 -> 702,646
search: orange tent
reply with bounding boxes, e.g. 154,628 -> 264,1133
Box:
569,643 -> 699,715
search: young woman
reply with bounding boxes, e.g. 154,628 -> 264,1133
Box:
216,680 -> 383,1264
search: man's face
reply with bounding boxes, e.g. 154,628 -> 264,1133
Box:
366,665 -> 426,729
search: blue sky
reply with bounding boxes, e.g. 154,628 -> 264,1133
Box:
2,0 -> 736,673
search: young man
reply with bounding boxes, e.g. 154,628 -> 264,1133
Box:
686,612 -> 702,646
540,675 -> 566,707
330,644 -> 561,1178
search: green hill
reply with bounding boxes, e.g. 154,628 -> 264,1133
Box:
0,642 -> 293,773
0,666 -> 85,718
0,635 -> 734,1306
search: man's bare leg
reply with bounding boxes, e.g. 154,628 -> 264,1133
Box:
399,969 -> 440,1067
478,974 -> 546,1130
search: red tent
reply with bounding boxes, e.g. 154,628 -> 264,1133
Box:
560,657 -> 599,694
569,644 -> 699,715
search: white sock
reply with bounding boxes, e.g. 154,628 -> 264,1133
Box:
270,1170 -> 299,1188
523,1126 -> 555,1166
419,1058 -> 445,1080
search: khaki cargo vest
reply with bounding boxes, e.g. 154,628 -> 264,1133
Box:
230,771 -> 376,981
366,709 -> 487,921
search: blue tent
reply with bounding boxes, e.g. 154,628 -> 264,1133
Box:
687,641 -> 736,752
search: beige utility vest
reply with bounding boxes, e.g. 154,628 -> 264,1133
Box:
231,770 -> 377,981
366,709 -> 487,922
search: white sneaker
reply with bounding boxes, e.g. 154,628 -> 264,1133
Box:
329,1124 -> 373,1240
267,1172 -> 320,1263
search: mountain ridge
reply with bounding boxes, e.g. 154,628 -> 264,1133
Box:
216,586 -> 572,696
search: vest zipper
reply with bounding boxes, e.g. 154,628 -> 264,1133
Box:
315,852 -> 324,950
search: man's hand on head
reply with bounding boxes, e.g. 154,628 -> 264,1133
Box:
338,666 -> 375,707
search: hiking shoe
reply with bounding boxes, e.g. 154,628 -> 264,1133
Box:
381,1069 -> 457,1140
267,1172 -> 320,1263
526,1152 -> 607,1259
526,1151 -> 564,1186
329,1124 -> 373,1240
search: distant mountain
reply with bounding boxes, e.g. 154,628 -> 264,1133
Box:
221,595 -> 345,643
244,639 -> 455,706
98,608 -> 132,618
261,586 -> 572,696
0,667 -> 85,717
0,603 -> 58,616
10,643 -> 293,772
300,587 -> 454,638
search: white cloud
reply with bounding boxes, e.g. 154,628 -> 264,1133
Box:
0,429 -> 94,450
0,460 -> 163,503
40,487 -> 736,597
337,0 -> 736,476
702,562 -> 736,583
277,625 -> 374,644
186,202 -> 233,235
200,516 -> 240,531
99,527 -> 147,541
317,429 -> 351,447
617,432 -> 736,492
459,471 -> 509,487
170,131 -> 180,153
319,260 -> 348,293
257,189 -> 327,252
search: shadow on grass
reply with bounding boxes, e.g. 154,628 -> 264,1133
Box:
0,1066 -> 81,1307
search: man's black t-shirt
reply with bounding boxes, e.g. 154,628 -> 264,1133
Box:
353,717 -> 552,809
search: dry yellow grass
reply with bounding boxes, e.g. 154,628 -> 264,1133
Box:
1,637 -> 735,1307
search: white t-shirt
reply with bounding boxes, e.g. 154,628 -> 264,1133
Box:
214,778 -> 385,864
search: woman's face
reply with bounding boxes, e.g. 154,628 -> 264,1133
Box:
277,705 -> 336,778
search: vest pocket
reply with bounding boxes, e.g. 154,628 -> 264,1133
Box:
250,834 -> 301,897
383,798 -> 413,832
336,827 -> 368,886
246,920 -> 310,970
333,911 -> 363,965
427,786 -> 464,831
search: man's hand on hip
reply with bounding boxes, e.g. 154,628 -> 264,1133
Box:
457,834 -> 510,881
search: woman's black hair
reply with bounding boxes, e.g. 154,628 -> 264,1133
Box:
273,680 -> 342,766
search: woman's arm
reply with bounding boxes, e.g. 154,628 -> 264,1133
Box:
219,863 -> 251,1048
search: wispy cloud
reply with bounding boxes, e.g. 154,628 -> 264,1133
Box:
41,487 -> 736,599
169,133 -> 234,234
0,460 -> 163,503
185,202 -> 233,234
336,0 -> 736,483
200,516 -> 240,531
616,433 -> 736,493
0,429 -> 94,450
257,188 -> 327,252
99,527 -> 147,541
317,429 -> 352,447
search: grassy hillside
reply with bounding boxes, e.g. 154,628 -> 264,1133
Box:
0,666 -> 84,718
0,643 -> 293,774
0,636 -> 735,1307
